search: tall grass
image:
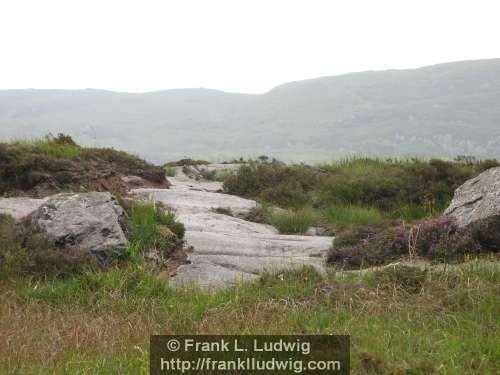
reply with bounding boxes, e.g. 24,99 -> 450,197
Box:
1,261 -> 498,374
127,202 -> 184,258
323,205 -> 384,226
269,208 -> 316,234
164,166 -> 177,177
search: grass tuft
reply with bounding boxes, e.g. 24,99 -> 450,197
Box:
269,208 -> 316,234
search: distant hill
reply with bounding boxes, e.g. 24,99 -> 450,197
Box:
1,59 -> 500,163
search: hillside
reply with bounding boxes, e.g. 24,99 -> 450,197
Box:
1,59 -> 500,162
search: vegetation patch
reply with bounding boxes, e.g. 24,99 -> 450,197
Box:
164,158 -> 210,167
121,201 -> 186,271
223,157 -> 499,218
0,134 -> 167,197
0,261 -> 498,374
327,216 -> 492,268
268,208 -> 316,234
164,166 -> 177,177
323,205 -> 384,226
0,214 -> 96,280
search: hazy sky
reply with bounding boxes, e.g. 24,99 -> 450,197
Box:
1,0 -> 499,93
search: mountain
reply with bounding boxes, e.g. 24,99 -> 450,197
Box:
1,59 -> 500,163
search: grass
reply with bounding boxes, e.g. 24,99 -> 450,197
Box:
0,134 -> 167,195
0,261 -> 498,374
13,139 -> 82,159
269,208 -> 316,234
124,201 -> 185,262
323,205 -> 385,226
164,166 -> 177,177
223,157 -> 499,217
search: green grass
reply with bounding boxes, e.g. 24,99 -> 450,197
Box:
269,208 -> 316,234
13,139 -> 82,159
1,261 -> 498,374
323,205 -> 385,226
164,166 -> 177,177
127,202 -> 184,259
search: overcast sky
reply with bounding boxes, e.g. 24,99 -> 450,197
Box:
0,0 -> 499,93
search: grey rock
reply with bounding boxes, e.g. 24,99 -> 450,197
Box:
0,197 -> 47,220
121,175 -> 144,184
444,167 -> 500,227
170,261 -> 259,291
132,169 -> 333,291
31,192 -> 128,264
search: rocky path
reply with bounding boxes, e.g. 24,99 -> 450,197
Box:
133,164 -> 333,290
0,164 -> 333,291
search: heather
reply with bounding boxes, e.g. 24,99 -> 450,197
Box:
327,216 -> 487,268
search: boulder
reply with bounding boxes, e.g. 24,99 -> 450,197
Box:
30,192 -> 128,264
444,167 -> 500,227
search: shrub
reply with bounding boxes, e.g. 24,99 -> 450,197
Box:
243,204 -> 273,224
269,208 -> 316,234
328,216 -> 483,268
468,215 -> 500,252
223,157 -> 499,216
223,160 -> 317,208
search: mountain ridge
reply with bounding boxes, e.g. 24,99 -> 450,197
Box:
1,58 -> 500,163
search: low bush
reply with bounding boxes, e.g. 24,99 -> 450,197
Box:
469,215 -> 500,252
328,216 -> 484,268
222,157 -> 499,219
223,160 -> 318,208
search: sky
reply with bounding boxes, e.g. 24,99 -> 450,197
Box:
0,0 -> 499,94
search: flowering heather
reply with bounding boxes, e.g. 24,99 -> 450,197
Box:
328,216 -> 483,268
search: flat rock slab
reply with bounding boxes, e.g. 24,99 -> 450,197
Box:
132,164 -> 333,291
132,188 -> 257,217
0,197 -> 47,220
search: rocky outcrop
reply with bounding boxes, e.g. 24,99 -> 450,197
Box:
30,192 -> 128,264
444,167 -> 500,227
132,164 -> 333,290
